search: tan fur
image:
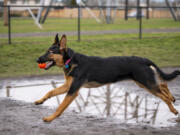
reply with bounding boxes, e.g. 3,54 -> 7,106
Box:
135,82 -> 178,115
36,35 -> 178,122
134,81 -> 145,88
83,81 -> 105,88
156,91 -> 178,115
35,35 -> 78,122
35,76 -> 73,105
134,66 -> 178,115
159,83 -> 175,102
60,35 -> 67,51
50,54 -> 64,67
43,90 -> 79,122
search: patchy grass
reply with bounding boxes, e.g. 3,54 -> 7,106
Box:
0,33 -> 180,78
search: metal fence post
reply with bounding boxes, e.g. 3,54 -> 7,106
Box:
78,6 -> 81,42
8,6 -> 11,44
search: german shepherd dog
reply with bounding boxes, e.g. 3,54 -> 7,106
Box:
35,34 -> 180,122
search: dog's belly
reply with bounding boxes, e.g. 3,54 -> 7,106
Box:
82,81 -> 107,88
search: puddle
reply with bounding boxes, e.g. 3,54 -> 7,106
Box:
0,77 -> 180,127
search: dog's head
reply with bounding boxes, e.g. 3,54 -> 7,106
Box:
37,34 -> 68,70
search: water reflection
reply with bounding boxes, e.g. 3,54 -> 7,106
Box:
2,79 -> 180,127
74,84 -> 161,125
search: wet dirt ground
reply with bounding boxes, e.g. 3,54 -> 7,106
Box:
0,98 -> 180,135
0,67 -> 180,135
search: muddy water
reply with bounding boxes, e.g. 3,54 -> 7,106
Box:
0,73 -> 180,128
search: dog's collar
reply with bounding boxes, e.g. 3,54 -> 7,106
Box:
64,50 -> 75,69
65,58 -> 72,69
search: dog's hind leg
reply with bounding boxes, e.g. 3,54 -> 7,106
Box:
158,83 -> 175,103
133,65 -> 178,115
155,88 -> 178,115
35,76 -> 73,105
149,66 -> 177,114
135,81 -> 178,115
149,66 -> 176,103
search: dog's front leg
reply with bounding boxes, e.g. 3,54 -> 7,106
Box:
34,85 -> 68,105
43,91 -> 79,122
43,77 -> 85,122
35,76 -> 73,105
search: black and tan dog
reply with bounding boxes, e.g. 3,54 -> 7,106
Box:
35,34 -> 180,122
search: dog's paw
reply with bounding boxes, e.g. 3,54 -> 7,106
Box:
172,97 -> 176,103
175,110 -> 179,115
172,109 -> 179,115
34,100 -> 43,105
43,116 -> 54,122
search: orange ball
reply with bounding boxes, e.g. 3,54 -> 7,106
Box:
38,63 -> 46,69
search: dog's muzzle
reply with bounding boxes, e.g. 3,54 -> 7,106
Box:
37,58 -> 55,70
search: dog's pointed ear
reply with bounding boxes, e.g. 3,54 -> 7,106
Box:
60,34 -> 67,51
54,33 -> 59,44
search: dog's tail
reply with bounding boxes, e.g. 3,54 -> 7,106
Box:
142,58 -> 180,81
152,64 -> 180,81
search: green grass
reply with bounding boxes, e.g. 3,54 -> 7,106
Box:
0,18 -> 180,34
0,33 -> 180,78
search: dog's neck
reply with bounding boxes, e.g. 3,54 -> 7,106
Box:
63,48 -> 77,76
64,58 -> 72,69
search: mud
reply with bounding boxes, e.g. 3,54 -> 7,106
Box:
0,98 -> 180,135
0,67 -> 180,135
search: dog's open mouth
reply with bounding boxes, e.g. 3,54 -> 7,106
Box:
45,61 -> 55,70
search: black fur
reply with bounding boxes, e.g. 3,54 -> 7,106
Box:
62,48 -> 180,95
37,36 -> 180,96
36,35 -> 180,120
151,64 -> 180,81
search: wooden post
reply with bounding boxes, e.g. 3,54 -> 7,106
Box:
51,81 -> 60,105
106,85 -> 111,116
78,6 -> 81,42
3,0 -> 8,26
8,6 -> 11,44
139,7 -> 142,39
125,0 -> 129,20
6,86 -> 11,97
146,0 -> 149,19
136,0 -> 140,20
124,92 -> 128,120
106,0 -> 112,24
165,0 -> 177,21
144,96 -> 147,118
